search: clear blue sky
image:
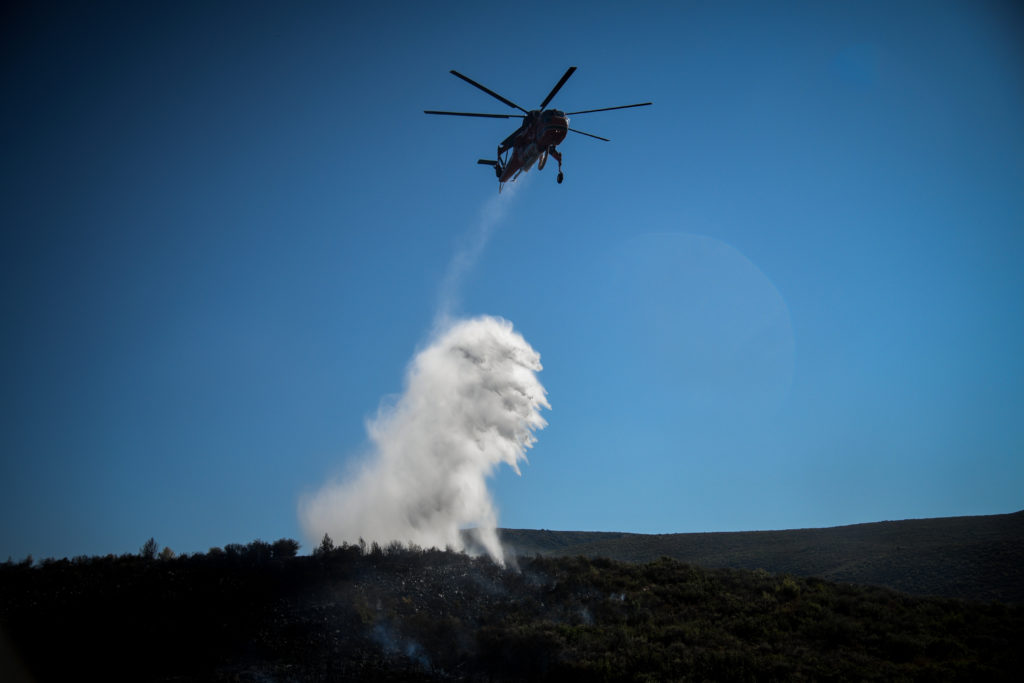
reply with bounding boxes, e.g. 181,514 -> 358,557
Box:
2,1 -> 1022,560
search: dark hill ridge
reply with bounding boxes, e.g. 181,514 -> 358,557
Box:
498,510 -> 1024,603
3,544 -> 1022,681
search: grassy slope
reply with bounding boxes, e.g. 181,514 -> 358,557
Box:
498,510 -> 1024,603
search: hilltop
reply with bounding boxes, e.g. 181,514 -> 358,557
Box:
499,510 -> 1024,604
2,511 -> 1023,681
2,543 -> 1022,681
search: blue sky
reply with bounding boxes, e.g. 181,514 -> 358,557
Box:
2,1 -> 1022,560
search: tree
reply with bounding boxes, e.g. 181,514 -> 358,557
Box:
245,540 -> 272,563
224,543 -> 245,558
140,537 -> 159,560
315,533 -> 335,556
158,546 -> 175,561
271,538 -> 300,559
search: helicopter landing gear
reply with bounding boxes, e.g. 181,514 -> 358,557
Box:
550,146 -> 564,185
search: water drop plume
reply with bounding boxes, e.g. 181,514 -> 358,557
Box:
300,315 -> 548,565
435,181 -> 520,326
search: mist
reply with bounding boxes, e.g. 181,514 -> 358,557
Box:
300,315 -> 548,564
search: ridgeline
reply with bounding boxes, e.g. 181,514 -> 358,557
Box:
1,512 -> 1021,681
499,510 -> 1024,604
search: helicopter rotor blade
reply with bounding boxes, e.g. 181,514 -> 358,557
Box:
449,70 -> 529,114
568,127 -> 610,142
539,66 -> 577,110
424,110 -> 524,119
566,102 -> 653,115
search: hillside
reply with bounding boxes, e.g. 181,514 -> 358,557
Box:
498,510 -> 1024,604
2,544 -> 1022,681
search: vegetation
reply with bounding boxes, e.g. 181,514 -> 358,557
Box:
2,538 -> 1021,681
499,510 -> 1024,604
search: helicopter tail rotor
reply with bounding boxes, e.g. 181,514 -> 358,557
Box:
477,159 -> 502,178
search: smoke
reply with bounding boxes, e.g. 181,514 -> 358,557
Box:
300,315 -> 548,565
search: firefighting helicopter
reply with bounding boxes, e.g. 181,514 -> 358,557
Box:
425,67 -> 651,189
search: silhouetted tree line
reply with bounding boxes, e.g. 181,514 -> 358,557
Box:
5,536 -> 303,569
2,539 -> 1022,681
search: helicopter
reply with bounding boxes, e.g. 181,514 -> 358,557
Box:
425,67 -> 651,190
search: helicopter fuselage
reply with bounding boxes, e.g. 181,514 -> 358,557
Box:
498,109 -> 568,182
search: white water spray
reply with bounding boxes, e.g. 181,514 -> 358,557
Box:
300,316 -> 548,564
435,181 -> 520,326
